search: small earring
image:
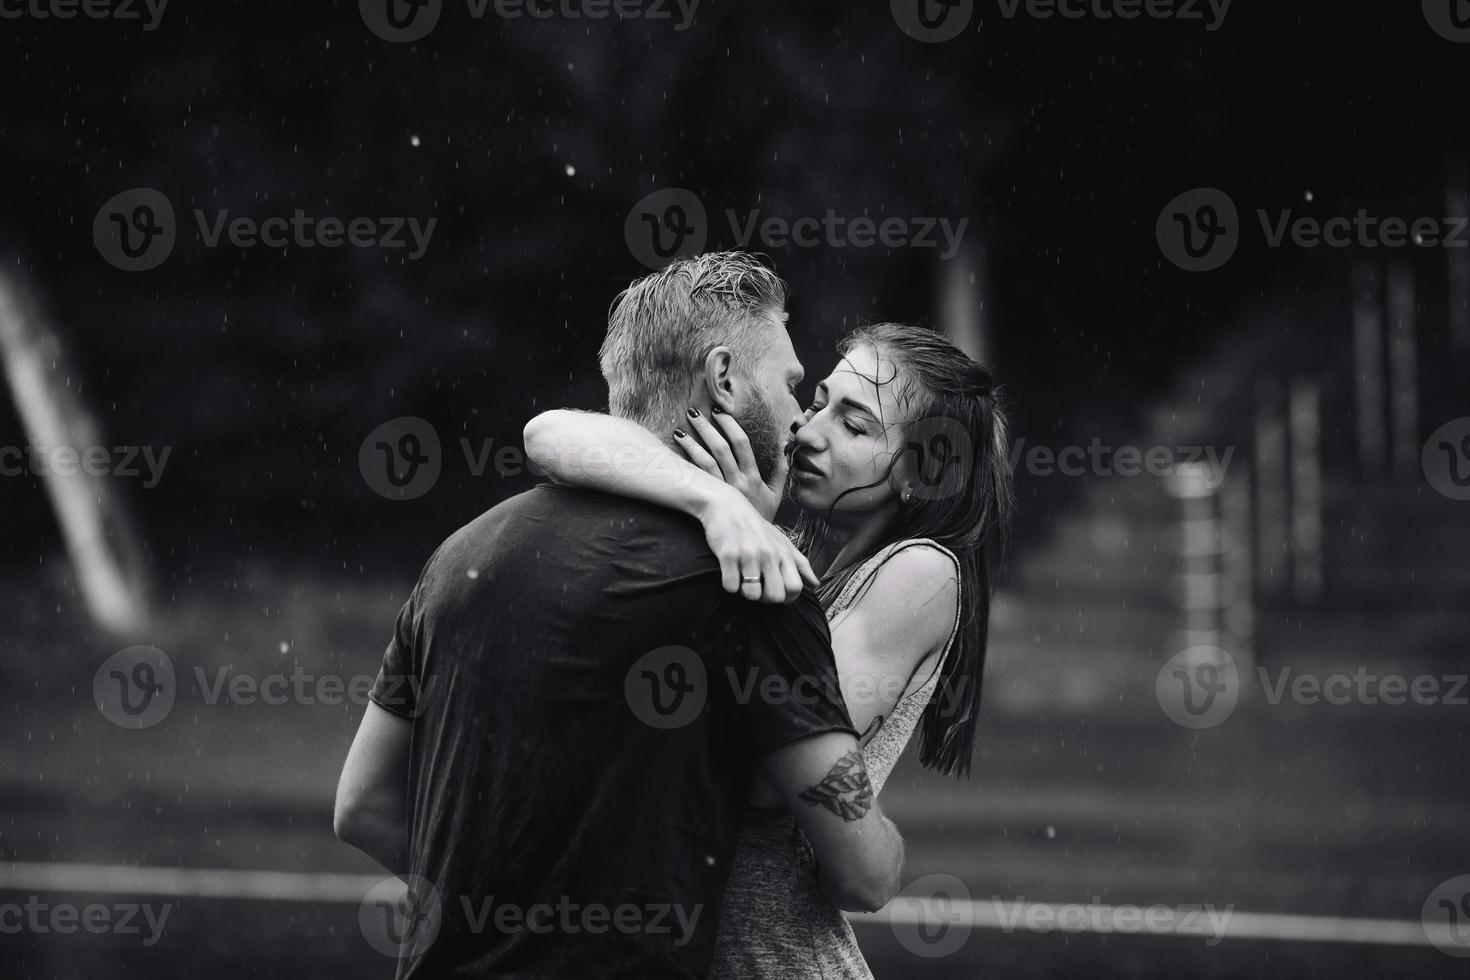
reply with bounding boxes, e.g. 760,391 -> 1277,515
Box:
901,486 -> 913,503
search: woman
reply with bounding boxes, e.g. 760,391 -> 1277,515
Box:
524,321 -> 1014,978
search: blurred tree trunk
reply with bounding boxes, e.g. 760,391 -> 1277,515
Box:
0,268 -> 150,636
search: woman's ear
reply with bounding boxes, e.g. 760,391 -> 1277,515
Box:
701,345 -> 738,413
887,437 -> 919,501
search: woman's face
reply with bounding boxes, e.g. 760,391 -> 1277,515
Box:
788,344 -> 914,514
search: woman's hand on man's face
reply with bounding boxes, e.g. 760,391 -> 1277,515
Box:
674,405 -> 786,521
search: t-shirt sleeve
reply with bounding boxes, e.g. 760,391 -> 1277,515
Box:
728,589 -> 859,757
368,589 -> 420,720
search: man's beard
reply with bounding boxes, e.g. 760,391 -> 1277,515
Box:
736,389 -> 788,484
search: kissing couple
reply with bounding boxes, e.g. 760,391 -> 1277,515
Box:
335,250 -> 1015,978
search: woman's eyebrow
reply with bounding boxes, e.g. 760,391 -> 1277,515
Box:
836,396 -> 879,419
816,379 -> 879,419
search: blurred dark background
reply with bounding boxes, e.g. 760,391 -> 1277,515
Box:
0,0 -> 1461,563
2,2 -> 1468,977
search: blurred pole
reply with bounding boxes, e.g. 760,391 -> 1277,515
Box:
0,268 -> 150,636
937,237 -> 992,365
1289,378 -> 1323,604
1220,463 -> 1255,673
1166,462 -> 1223,651
1448,153 -> 1470,354
1386,260 -> 1419,479
1253,378 -> 1290,602
1351,258 -> 1385,476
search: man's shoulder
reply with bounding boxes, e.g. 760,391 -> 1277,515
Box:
438,483 -> 715,571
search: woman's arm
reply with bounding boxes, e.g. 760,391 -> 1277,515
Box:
525,409 -> 727,517
745,544 -> 959,809
523,409 -> 816,602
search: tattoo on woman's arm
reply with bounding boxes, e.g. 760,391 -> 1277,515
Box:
797,750 -> 874,821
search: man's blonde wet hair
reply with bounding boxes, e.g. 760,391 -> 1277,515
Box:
600,252 -> 788,431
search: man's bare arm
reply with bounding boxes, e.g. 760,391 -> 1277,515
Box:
334,702 -> 412,876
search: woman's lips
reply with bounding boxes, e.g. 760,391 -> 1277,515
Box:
792,454 -> 824,478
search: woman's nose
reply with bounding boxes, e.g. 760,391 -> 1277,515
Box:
793,418 -> 824,450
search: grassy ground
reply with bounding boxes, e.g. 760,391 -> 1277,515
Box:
3,555 -> 1467,978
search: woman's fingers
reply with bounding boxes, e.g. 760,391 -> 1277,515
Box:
760,547 -> 785,604
715,543 -> 742,595
685,409 -> 741,484
739,552 -> 764,602
673,428 -> 722,478
791,547 -> 820,589
778,551 -> 804,600
708,406 -> 760,479
766,438 -> 792,497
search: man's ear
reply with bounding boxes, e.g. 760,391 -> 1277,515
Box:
701,345 -> 739,413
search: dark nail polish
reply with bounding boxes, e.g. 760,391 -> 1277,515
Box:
687,407 -> 701,418
711,404 -> 725,415
673,428 -> 687,439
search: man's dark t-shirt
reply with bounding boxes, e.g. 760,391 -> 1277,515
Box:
369,483 -> 856,979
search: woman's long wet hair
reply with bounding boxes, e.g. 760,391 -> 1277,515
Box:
792,322 -> 1015,778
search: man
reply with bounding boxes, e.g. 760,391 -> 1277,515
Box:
334,252 -> 904,978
